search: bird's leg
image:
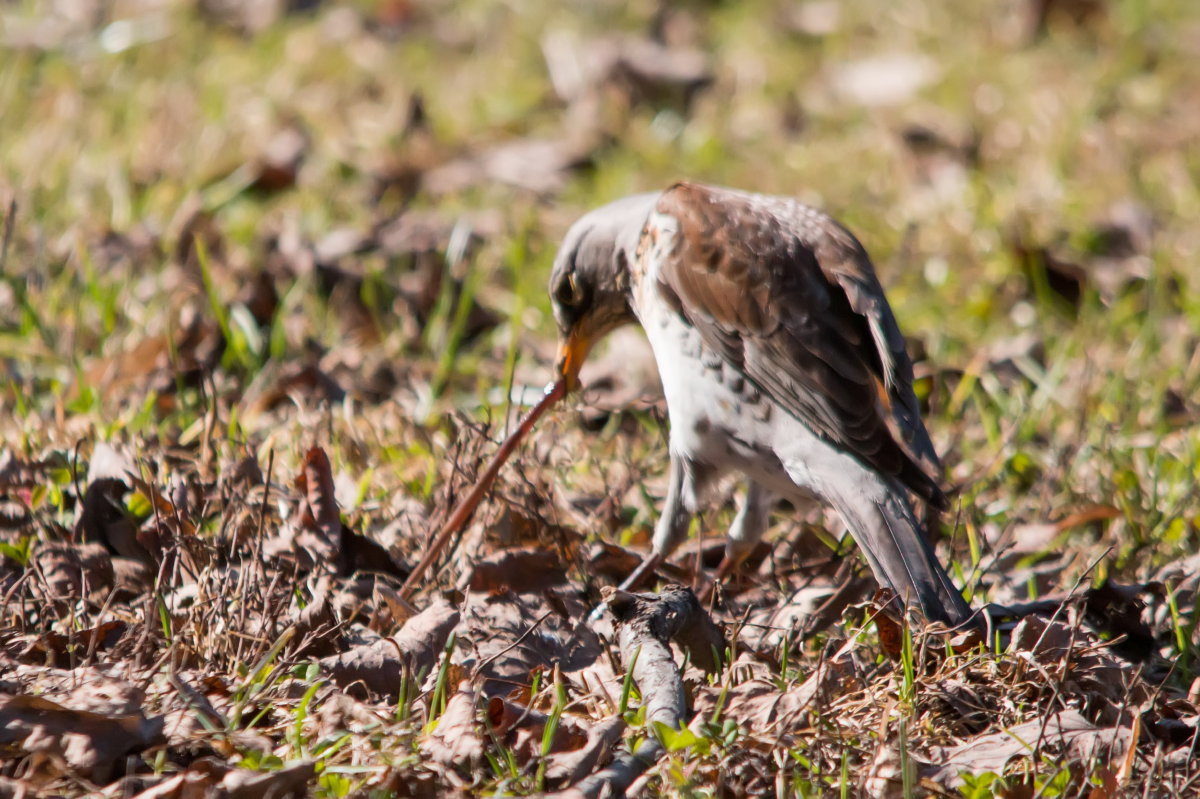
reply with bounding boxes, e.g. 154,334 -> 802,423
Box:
589,456 -> 713,623
718,482 -> 776,578
618,453 -> 695,592
588,456 -> 693,623
704,481 -> 776,599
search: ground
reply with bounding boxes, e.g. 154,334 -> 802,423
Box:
2,0 -> 1200,796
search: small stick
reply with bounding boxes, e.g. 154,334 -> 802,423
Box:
398,378 -> 568,601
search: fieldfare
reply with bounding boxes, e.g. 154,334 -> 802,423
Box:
550,182 -> 972,625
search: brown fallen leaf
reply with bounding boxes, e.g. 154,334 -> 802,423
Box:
242,362 -> 346,417
315,691 -> 387,740
111,555 -> 153,599
999,586 -> 1158,674
333,573 -> 411,632
456,577 -> 603,698
0,450 -> 42,531
486,695 -> 589,765
32,542 -> 114,607
423,136 -> 598,197
1008,613 -> 1078,662
20,620 -> 127,667
929,678 -> 992,733
75,474 -> 143,561
297,447 -> 341,553
0,693 -> 163,782
543,715 -> 625,788
265,446 -> 407,578
119,757 -> 314,799
118,770 -> 219,799
466,547 -> 568,594
693,644 -> 859,733
14,667 -> 149,718
0,450 -> 47,491
289,576 -> 341,657
248,124 -> 308,194
421,687 -> 485,770
541,31 -> 713,111
83,305 -> 224,408
738,575 -> 865,653
320,597 -> 459,697
0,501 -> 30,532
223,760 -> 315,799
925,709 -> 1133,789
75,444 -> 147,563
585,541 -> 645,583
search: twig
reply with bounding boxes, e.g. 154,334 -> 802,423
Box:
398,379 -> 566,601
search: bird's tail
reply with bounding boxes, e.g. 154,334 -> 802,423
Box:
826,487 -> 972,626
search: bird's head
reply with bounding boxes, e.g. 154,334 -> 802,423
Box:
550,192 -> 660,390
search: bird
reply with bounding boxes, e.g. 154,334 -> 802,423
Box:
550,181 -> 973,626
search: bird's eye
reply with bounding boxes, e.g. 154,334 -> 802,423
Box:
555,271 -> 581,307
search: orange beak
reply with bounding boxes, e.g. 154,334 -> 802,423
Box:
556,328 -> 594,392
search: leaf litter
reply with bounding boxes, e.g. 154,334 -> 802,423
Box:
5,356 -> 1200,796
7,409 -> 1194,797
2,1 -> 1200,797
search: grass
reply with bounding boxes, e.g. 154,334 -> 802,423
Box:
2,0 -> 1200,796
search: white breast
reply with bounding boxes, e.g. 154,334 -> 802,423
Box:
630,210 -> 854,503
633,211 -> 757,463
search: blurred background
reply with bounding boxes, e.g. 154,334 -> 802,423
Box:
2,0 -> 1200,591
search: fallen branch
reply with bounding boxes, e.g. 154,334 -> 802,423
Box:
545,584 -> 725,799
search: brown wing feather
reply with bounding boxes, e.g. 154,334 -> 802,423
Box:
652,181 -> 945,507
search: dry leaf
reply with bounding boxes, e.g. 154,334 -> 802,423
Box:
32,542 -> 114,607
925,709 -> 1132,788
321,597 -> 459,697
466,547 -> 567,594
423,137 -> 597,197
486,696 -> 588,764
455,555 -> 603,697
248,125 -> 308,194
21,620 -> 126,667
0,693 -> 163,782
542,31 -> 712,111
421,687 -> 485,770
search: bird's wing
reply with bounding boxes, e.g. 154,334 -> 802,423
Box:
646,181 -> 944,506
